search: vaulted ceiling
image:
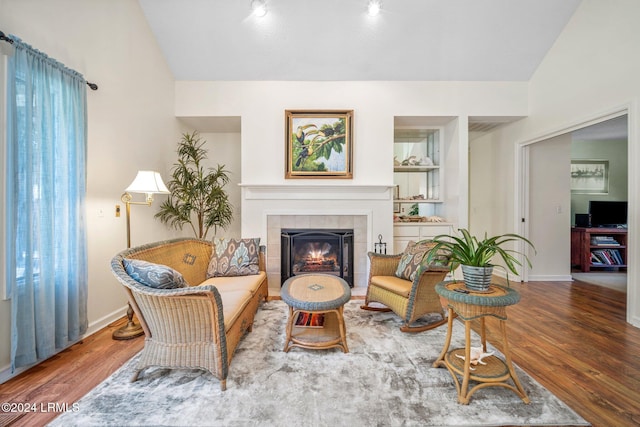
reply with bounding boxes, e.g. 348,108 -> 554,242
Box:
138,0 -> 582,82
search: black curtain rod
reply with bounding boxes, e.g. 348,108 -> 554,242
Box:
0,30 -> 98,91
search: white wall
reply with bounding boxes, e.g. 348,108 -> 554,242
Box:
469,132 -> 500,236
444,117 -> 467,228
175,81 -> 528,248
529,134 -> 572,280
0,0 -> 183,376
197,132 -> 242,239
176,83 -> 529,189
475,0 -> 640,326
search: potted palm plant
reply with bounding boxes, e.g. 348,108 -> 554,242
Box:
425,228 -> 535,291
155,131 -> 233,239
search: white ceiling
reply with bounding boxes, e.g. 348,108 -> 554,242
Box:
138,0 -> 582,82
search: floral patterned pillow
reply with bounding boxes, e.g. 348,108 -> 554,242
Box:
207,237 -> 260,278
394,240 -> 437,281
123,259 -> 188,289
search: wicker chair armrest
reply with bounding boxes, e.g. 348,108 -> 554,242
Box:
368,251 -> 402,276
129,284 -> 225,342
412,267 -> 448,291
424,264 -> 452,273
407,265 -> 449,310
128,282 -> 221,298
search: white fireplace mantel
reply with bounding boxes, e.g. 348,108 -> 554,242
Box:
239,184 -> 393,200
240,184 -> 394,292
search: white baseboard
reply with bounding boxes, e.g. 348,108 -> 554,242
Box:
0,305 -> 128,384
491,269 -> 572,283
86,305 -> 128,337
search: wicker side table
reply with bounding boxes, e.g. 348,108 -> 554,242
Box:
281,274 -> 351,353
433,280 -> 530,405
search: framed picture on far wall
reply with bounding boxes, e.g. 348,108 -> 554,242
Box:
571,159 -> 609,194
285,110 -> 353,179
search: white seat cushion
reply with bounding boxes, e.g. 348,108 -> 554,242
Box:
200,271 -> 266,295
215,289 -> 253,331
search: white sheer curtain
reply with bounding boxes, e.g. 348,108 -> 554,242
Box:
6,36 -> 88,371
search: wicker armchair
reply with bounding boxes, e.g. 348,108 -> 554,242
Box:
110,238 -> 268,391
361,248 -> 449,333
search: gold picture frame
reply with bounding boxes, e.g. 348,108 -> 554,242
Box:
285,110 -> 353,179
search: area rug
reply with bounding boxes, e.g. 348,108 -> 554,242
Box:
49,301 -> 589,427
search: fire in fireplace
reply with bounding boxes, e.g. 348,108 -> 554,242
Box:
281,229 -> 354,287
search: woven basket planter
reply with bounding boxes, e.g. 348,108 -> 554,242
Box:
461,265 -> 493,292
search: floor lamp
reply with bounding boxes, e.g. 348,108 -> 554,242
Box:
112,170 -> 170,340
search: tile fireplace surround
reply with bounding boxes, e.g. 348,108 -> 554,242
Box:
266,214 -> 368,296
241,184 -> 393,297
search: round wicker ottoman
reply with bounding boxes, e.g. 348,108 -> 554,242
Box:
281,274 -> 351,353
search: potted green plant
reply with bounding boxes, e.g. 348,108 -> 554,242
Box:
155,131 -> 233,239
425,228 -> 535,291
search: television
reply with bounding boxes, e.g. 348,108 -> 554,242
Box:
589,201 -> 628,228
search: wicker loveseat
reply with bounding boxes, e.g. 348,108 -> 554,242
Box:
110,237 -> 268,391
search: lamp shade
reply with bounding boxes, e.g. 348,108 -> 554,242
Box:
125,171 -> 170,194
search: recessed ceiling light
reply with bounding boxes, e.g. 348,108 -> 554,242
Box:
251,0 -> 267,17
368,0 -> 382,16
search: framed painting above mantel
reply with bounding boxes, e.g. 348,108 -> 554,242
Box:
285,110 -> 353,179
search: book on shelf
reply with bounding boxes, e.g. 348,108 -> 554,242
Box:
294,311 -> 325,328
590,236 -> 620,246
591,249 -> 624,265
610,249 -> 624,265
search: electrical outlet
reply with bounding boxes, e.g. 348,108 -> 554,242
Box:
97,208 -> 104,218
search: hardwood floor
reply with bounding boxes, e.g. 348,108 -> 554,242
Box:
0,317 -> 144,427
480,279 -> 640,427
1,280 -> 639,426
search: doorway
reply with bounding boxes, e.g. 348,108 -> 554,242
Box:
517,110 -> 635,324
569,116 -> 628,291
523,115 -> 628,282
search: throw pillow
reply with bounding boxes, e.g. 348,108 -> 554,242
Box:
207,237 -> 260,278
123,259 -> 188,289
395,240 -> 437,281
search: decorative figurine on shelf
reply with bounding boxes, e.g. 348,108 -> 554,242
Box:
426,215 -> 445,222
401,155 -> 417,166
398,156 -> 434,166
454,346 -> 495,370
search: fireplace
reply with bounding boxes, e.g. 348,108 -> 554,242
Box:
281,229 -> 354,287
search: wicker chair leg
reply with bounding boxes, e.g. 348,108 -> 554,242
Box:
399,316 -> 448,333
130,369 -> 141,382
220,379 -> 227,391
